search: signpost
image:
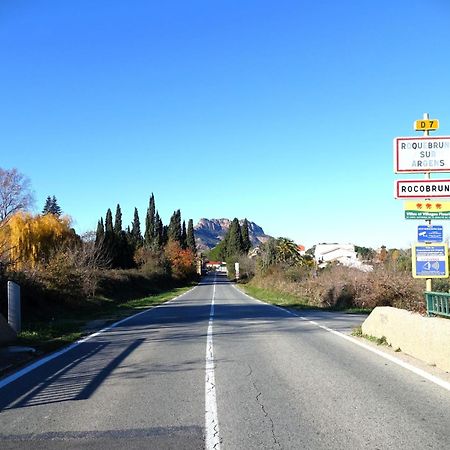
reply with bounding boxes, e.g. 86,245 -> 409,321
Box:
395,179 -> 450,199
417,225 -> 443,243
412,243 -> 448,278
393,136 -> 450,173
414,119 -> 439,131
394,113 -> 449,293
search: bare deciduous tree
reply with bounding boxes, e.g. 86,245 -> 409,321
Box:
73,232 -> 111,297
0,167 -> 34,222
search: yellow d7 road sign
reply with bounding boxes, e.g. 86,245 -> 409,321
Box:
414,119 -> 439,131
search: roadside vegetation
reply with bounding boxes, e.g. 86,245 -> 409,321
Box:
206,225 -> 439,315
351,326 -> 390,347
244,262 -> 426,314
1,164 -> 444,357
0,168 -> 199,353
16,284 -> 194,354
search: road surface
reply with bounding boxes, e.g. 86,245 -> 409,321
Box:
1,273 -> 450,449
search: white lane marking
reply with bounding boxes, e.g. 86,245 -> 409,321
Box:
234,285 -> 450,393
205,278 -> 220,450
0,286 -> 197,390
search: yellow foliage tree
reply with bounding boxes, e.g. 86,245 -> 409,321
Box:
0,212 -> 76,269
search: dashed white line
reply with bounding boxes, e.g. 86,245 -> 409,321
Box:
205,277 -> 220,450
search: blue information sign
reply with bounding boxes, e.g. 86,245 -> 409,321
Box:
413,244 -> 448,278
417,225 -> 443,243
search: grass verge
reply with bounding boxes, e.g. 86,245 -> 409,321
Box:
239,284 -> 312,309
351,325 -> 390,346
239,283 -> 371,314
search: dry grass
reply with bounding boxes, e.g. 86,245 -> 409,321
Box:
248,264 -> 426,313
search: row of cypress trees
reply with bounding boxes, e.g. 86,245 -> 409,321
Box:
224,218 -> 251,257
95,194 -> 197,269
208,218 -> 252,261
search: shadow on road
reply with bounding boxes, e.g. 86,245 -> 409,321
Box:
197,273 -> 230,286
0,274 -> 365,414
0,338 -> 144,411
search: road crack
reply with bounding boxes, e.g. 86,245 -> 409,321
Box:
247,364 -> 281,449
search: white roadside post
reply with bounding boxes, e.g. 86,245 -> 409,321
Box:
234,262 -> 240,280
7,281 -> 21,334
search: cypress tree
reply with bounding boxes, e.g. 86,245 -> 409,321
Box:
131,207 -> 142,247
168,209 -> 182,243
104,208 -> 115,267
149,194 -> 155,236
114,204 -> 124,266
95,218 -> 105,247
124,229 -> 136,268
114,204 -> 122,234
226,218 -> 243,258
181,220 -> 187,249
187,219 -> 197,255
241,218 -> 251,254
162,224 -> 169,246
153,211 -> 163,249
105,208 -> 114,234
144,194 -> 156,247
113,204 -> 132,268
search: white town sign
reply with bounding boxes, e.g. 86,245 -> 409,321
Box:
394,136 -> 450,173
395,179 -> 450,199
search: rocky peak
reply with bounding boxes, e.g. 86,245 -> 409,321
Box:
194,218 -> 270,250
195,218 -> 231,233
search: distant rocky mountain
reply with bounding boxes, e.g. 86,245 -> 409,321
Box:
194,218 -> 271,251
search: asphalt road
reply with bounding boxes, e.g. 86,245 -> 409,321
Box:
1,273 -> 450,449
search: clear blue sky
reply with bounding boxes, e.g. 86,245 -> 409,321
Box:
1,0 -> 450,249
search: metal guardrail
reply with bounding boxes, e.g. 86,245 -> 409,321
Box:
425,291 -> 450,318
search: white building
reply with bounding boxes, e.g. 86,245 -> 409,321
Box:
314,243 -> 372,272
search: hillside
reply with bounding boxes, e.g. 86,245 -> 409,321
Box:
194,218 -> 271,251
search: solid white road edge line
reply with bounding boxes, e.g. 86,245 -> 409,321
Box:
234,285 -> 450,393
0,286 -> 198,390
205,277 -> 221,450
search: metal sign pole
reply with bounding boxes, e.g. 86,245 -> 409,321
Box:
423,112 -> 432,292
